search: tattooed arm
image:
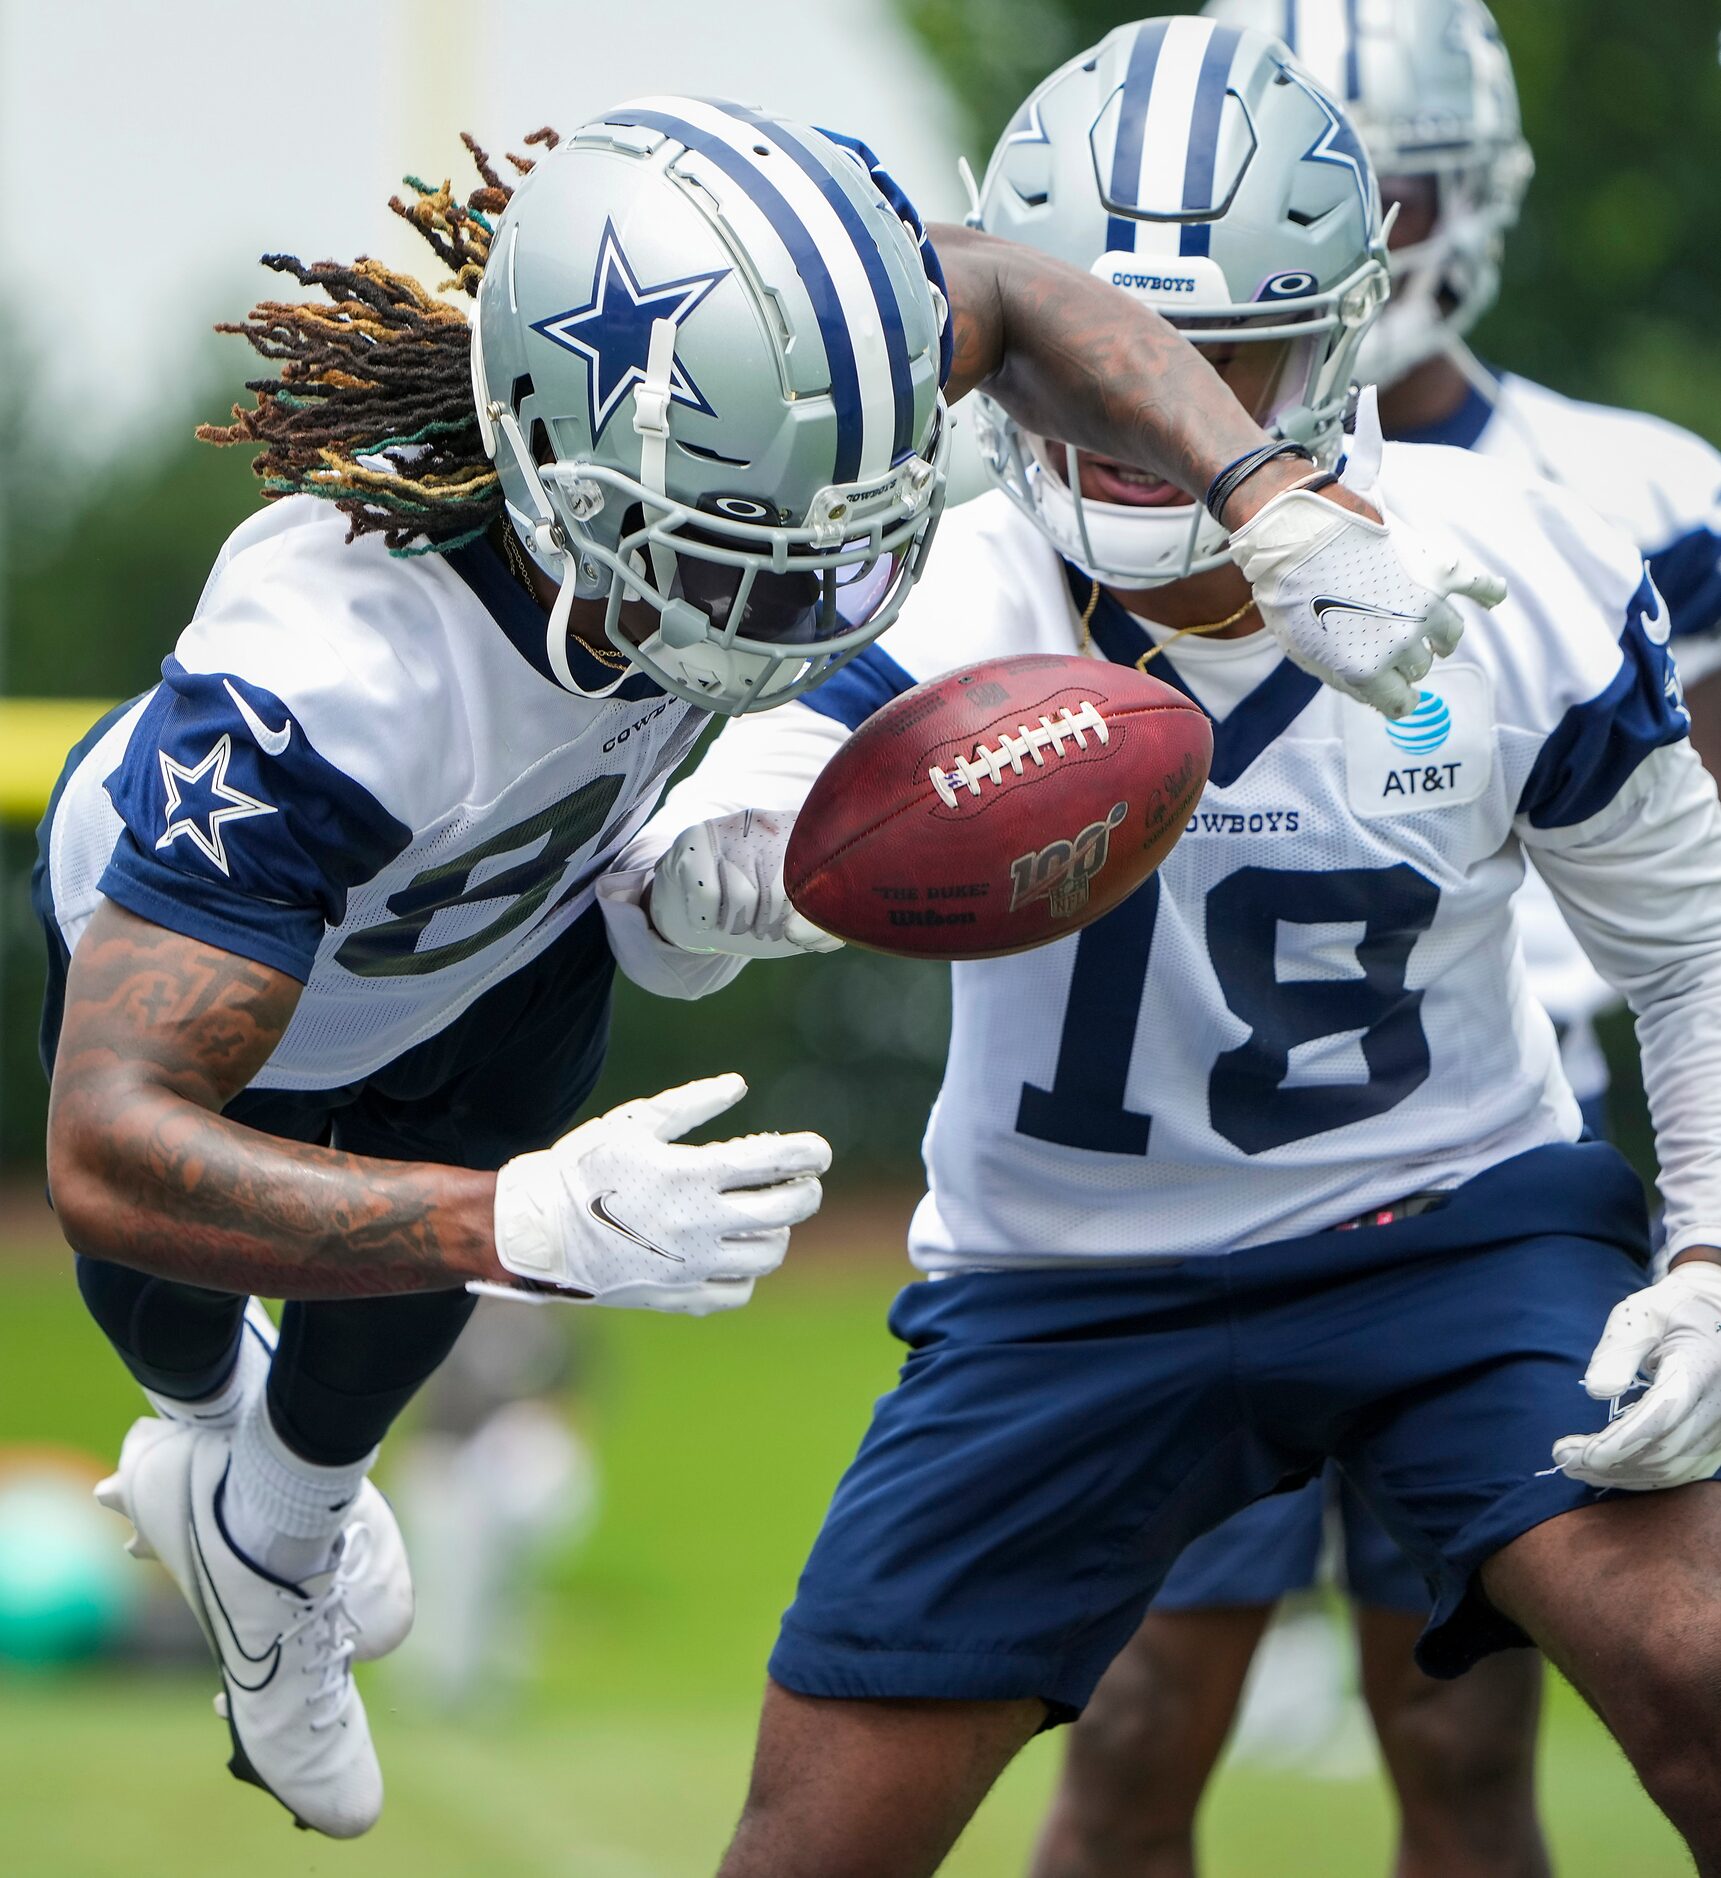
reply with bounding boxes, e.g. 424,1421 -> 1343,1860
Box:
935,223 -> 1365,525
45,901 -> 502,1299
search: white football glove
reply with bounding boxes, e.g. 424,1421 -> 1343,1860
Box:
1551,1260 -> 1721,1491
476,1074 -> 830,1317
1228,387 -> 1508,720
650,809 -> 842,960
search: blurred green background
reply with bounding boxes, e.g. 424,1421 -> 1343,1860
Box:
0,0 -> 1716,1872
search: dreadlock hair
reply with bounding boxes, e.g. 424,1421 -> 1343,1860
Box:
197,128 -> 561,556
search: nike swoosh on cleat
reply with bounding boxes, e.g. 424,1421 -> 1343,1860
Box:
222,678 -> 292,756
192,1471 -> 284,1692
1309,595 -> 1429,633
588,1191 -> 684,1263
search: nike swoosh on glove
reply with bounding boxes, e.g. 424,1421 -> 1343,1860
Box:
1227,386 -> 1508,720
479,1074 -> 830,1317
651,809 -> 842,959
1552,1261 -> 1721,1490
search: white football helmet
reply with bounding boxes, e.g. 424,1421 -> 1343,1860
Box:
1205,0 -> 1533,387
974,16 -> 1388,587
471,99 -> 950,714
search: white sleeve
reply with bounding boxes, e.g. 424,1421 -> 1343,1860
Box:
595,702 -> 851,1000
1521,740 -> 1721,1257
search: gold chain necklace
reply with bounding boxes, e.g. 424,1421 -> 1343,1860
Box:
500,525 -> 630,671
1079,578 -> 1257,670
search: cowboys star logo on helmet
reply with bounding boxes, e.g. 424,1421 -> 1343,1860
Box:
530,219 -> 728,441
469,97 -> 950,715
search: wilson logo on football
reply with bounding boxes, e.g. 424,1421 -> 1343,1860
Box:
1009,801 -> 1129,919
929,701 -> 1109,809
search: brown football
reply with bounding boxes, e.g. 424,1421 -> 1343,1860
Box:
785,654 -> 1211,960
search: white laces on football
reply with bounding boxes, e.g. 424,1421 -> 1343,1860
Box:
281,1523 -> 369,1730
930,702 -> 1109,806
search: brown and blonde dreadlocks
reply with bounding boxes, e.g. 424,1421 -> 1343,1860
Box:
197,129 -> 561,556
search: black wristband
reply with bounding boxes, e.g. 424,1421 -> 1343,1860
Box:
1204,440 -> 1316,525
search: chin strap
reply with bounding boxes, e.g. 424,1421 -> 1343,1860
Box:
635,318 -> 681,599
1340,384 -> 1385,493
473,279 -> 634,697
632,316 -> 720,678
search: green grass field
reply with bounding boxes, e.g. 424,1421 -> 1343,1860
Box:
0,1217 -> 1692,1876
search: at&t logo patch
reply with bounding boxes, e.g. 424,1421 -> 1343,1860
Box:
1383,691 -> 1452,755
1343,668 -> 1493,818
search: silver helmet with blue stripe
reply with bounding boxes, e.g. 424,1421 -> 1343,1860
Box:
974,15 -> 1388,588
471,97 -> 949,713
1204,0 -> 1532,387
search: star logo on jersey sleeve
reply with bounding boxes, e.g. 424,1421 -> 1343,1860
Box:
156,734 -> 277,876
530,219 -> 729,442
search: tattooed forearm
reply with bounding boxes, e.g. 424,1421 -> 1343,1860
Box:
46,903 -> 500,1299
935,224 -> 1344,523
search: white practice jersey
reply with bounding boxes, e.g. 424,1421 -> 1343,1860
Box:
614,457 -> 1721,1269
43,497 -> 707,1091
1406,371 -> 1721,1079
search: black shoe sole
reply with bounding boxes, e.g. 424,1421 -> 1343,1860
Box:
221,1683 -> 313,1832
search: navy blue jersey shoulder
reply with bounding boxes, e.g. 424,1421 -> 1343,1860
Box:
1650,518 -> 1721,643
1516,573 -> 1690,829
99,660 -> 412,982
799,641 -> 918,731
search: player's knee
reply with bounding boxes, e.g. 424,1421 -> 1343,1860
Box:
1062,1639 -> 1210,1829
1608,1642 -> 1721,1832
1072,1641 -> 1182,1773
1383,1661 -> 1539,1811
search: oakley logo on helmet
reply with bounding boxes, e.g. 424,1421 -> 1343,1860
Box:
531,218 -> 729,441
1260,270 -> 1318,297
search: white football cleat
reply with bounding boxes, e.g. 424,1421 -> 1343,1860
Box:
140,1302 -> 415,1663
95,1419 -> 383,1838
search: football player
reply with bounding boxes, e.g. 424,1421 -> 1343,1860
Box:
35,101 -> 1470,1840
618,27 -> 1721,1876
1018,2 -> 1721,1870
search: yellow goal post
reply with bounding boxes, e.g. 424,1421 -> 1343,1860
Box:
0,700 -> 115,825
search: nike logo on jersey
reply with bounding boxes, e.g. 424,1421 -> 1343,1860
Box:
1310,595 -> 1429,632
223,678 -> 293,755
587,1191 -> 684,1263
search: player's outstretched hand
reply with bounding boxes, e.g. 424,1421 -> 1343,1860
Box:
1552,1261 -> 1721,1491
650,810 -> 842,959
479,1074 -> 831,1316
1227,387 -> 1507,720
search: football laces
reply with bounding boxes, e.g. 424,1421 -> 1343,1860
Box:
929,701 -> 1109,808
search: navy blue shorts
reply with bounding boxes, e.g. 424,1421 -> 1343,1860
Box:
769,1142 -> 1650,1719
1151,1091 -> 1622,1617
1153,1465 -> 1426,1612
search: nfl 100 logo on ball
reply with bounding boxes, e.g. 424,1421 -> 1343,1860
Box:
784,654 -> 1212,959
1008,801 -> 1130,919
